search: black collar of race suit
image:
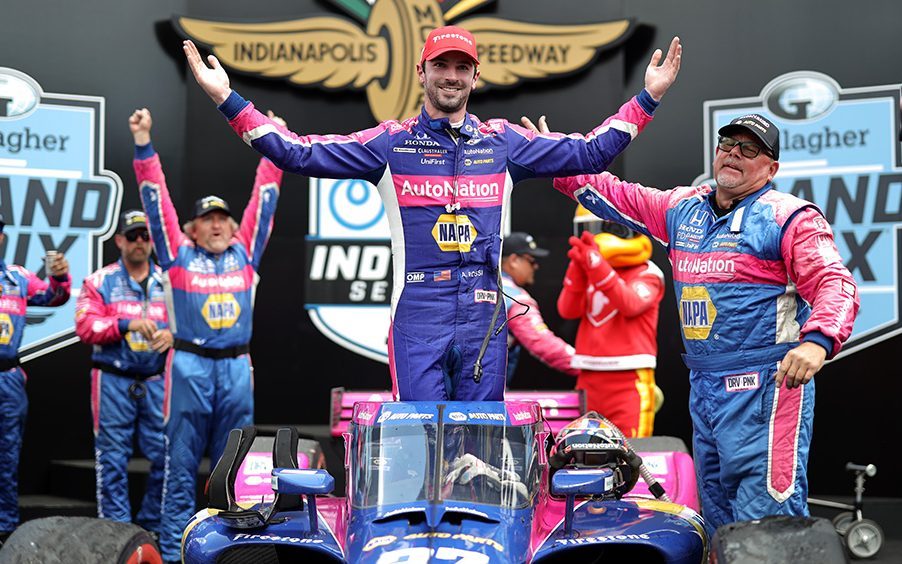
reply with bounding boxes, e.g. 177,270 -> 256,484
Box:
419,106 -> 477,139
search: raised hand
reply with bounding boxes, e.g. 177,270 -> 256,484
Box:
644,36 -> 682,102
48,253 -> 69,278
182,40 -> 232,105
129,108 -> 153,145
519,115 -> 550,135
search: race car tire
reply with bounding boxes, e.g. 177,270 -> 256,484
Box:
0,516 -> 162,564
629,435 -> 689,454
844,518 -> 883,559
710,515 -> 846,564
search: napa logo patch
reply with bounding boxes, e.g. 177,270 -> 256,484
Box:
125,331 -> 151,352
695,71 -> 902,358
432,213 -> 477,252
0,68 -> 122,361
202,293 -> 241,329
0,313 -> 13,346
680,286 -> 717,340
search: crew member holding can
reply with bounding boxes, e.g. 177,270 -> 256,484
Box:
0,215 -> 71,541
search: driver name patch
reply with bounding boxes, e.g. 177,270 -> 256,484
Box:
724,372 -> 760,392
474,289 -> 497,303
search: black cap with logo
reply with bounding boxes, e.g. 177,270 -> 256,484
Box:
718,114 -> 780,160
192,195 -> 233,219
118,209 -> 148,234
502,232 -> 549,257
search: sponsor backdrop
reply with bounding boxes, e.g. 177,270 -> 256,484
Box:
0,0 -> 899,497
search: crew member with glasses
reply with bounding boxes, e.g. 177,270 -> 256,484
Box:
75,209 -> 172,535
523,113 -> 860,535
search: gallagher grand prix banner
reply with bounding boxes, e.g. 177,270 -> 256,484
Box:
0,68 -> 122,361
175,0 -> 636,362
694,71 -> 902,358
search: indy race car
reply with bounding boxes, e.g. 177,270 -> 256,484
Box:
179,399 -> 708,563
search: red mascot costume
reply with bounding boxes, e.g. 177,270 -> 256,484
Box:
558,205 -> 665,437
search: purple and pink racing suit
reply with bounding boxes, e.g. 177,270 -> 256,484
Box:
75,259 -> 168,531
554,172 -> 859,534
216,88 -> 658,402
0,262 -> 70,532
501,272 -> 576,383
134,144 -> 281,561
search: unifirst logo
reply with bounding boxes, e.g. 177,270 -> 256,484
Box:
432,214 -> 477,252
680,286 -> 717,340
202,293 -> 241,329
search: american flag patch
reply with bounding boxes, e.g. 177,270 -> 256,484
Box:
434,270 -> 451,282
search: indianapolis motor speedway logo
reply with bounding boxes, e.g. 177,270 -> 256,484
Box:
694,71 -> 902,358
0,68 -> 122,360
177,0 -> 634,362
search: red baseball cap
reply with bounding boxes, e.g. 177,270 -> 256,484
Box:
419,25 -> 480,67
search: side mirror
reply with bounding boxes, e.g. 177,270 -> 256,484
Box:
551,468 -> 614,497
272,469 -> 335,534
272,468 -> 335,496
551,468 -> 614,537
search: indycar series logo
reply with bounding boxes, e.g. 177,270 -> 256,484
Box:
0,68 -> 122,361
694,72 -> 902,358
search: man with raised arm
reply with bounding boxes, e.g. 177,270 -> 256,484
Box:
182,28 -> 681,404
129,108 -> 282,562
524,113 -> 860,534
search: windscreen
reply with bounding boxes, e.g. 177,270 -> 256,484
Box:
351,421 -> 540,509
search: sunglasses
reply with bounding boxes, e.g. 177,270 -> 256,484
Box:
518,254 -> 538,267
124,229 -> 151,242
717,136 -> 771,159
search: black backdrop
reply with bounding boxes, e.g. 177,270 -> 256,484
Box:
1,0 -> 899,497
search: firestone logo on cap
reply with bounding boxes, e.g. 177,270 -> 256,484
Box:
420,26 -> 480,66
432,32 -> 473,46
